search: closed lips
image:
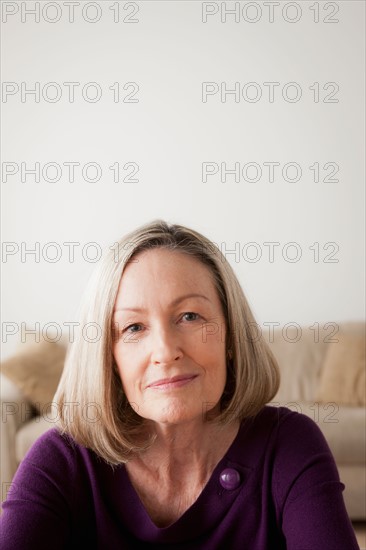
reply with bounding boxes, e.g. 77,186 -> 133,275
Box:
147,375 -> 198,388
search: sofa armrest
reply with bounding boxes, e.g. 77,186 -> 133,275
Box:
0,374 -> 37,502
1,373 -> 37,429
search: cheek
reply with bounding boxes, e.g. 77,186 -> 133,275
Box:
199,329 -> 226,359
113,332 -> 143,364
196,340 -> 227,384
113,346 -> 141,398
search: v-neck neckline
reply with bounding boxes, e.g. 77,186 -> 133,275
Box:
117,416 -> 257,543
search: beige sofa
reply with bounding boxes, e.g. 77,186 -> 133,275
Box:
264,321 -> 365,520
1,322 -> 365,519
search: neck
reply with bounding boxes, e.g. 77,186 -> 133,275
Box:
135,416 -> 240,483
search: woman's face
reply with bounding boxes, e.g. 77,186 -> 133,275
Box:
112,248 -> 228,426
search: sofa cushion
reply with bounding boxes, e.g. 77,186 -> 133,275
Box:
315,325 -> 365,407
0,340 -> 66,414
265,326 -> 329,402
337,464 -> 366,520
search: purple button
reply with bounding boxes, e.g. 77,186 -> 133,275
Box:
219,468 -> 241,490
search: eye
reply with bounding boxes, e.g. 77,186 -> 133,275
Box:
124,323 -> 143,333
181,312 -> 201,322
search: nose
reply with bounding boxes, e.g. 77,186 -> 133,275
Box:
150,325 -> 183,365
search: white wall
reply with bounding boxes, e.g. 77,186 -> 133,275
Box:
1,1 -> 365,359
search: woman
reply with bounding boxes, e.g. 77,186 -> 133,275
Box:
0,220 -> 360,549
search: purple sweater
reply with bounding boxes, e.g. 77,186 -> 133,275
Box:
0,405 -> 360,549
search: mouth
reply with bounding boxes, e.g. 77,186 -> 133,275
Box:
147,375 -> 198,390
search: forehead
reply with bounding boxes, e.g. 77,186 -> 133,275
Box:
115,248 -> 219,304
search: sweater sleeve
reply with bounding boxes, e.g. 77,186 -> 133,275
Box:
0,428 -> 76,550
273,409 -> 360,550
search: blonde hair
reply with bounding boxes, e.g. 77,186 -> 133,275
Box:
54,219 -> 280,464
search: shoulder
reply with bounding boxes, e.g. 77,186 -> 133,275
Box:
4,427 -> 110,512
235,405 -> 338,483
14,426 -> 102,494
8,428 -> 82,500
18,426 -> 117,488
266,404 -> 333,451
249,404 -> 332,444
258,406 -> 342,507
1,428 -> 80,518
250,404 -> 335,462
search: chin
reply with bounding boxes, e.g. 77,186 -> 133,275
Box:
147,400 -> 203,425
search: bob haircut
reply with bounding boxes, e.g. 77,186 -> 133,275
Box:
54,219 -> 280,464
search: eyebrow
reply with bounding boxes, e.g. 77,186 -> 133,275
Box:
113,293 -> 210,313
